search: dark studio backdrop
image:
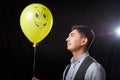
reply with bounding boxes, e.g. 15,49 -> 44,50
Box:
1,0 -> 120,80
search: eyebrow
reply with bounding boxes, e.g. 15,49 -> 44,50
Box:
69,32 -> 75,36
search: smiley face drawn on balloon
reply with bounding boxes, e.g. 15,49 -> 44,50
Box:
33,7 -> 48,28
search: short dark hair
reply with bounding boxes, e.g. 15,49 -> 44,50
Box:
71,25 -> 95,49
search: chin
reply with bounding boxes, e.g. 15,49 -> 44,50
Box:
67,48 -> 72,51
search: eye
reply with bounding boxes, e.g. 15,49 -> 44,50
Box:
43,13 -> 47,19
35,12 -> 39,18
70,33 -> 74,37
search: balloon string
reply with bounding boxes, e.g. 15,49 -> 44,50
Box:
33,46 -> 36,76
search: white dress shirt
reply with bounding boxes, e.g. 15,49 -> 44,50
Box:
62,51 -> 106,80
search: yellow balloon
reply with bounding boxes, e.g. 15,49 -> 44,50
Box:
20,3 -> 53,47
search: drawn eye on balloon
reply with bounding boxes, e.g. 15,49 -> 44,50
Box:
33,7 -> 48,28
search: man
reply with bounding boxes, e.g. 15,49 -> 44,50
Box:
62,25 -> 106,80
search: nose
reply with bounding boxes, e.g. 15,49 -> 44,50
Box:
66,37 -> 69,42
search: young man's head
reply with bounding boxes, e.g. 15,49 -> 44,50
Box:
66,25 -> 95,52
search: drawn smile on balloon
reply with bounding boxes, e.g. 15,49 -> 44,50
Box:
34,7 -> 48,28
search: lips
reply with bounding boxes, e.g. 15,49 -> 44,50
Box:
67,42 -> 71,46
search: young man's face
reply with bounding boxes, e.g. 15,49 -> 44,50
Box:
66,29 -> 86,52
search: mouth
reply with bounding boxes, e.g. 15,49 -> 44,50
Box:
67,42 -> 71,46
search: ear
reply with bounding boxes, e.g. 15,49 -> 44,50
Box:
81,38 -> 88,46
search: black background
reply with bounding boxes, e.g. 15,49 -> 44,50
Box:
1,0 -> 120,80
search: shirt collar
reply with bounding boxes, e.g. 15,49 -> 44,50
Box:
70,51 -> 89,64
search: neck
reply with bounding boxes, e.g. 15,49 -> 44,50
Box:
72,48 -> 87,59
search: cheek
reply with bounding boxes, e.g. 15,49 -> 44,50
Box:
67,38 -> 81,51
72,39 -> 81,46
72,39 -> 81,47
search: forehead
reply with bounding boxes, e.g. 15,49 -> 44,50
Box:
69,29 -> 80,35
